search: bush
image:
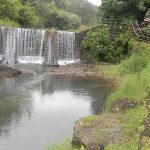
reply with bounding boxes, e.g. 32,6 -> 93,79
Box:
82,26 -> 133,63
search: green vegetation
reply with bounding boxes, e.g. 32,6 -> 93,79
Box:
0,18 -> 20,27
46,141 -> 83,150
103,42 -> 150,106
105,106 -> 147,150
99,0 -> 150,22
0,0 -> 150,150
97,41 -> 149,149
0,0 -> 98,29
82,26 -> 133,63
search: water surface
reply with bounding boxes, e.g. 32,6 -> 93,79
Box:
0,65 -> 110,150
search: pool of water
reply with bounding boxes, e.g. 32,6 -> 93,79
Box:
0,65 -> 111,150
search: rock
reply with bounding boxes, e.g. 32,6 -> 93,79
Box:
138,115 -> 150,150
85,143 -> 104,150
144,116 -> 150,129
138,129 -> 150,150
72,114 -> 121,149
146,99 -> 150,112
0,66 -> 21,78
20,70 -> 33,77
110,98 -> 137,113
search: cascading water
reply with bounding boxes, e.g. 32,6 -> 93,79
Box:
57,31 -> 80,65
57,31 -> 75,60
17,29 -> 45,64
0,27 -> 80,66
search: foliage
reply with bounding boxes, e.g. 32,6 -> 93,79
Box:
104,43 -> 150,108
99,0 -> 150,22
18,3 -> 40,27
0,18 -> 20,27
141,26 -> 150,37
103,42 -> 150,149
0,0 -> 98,29
68,0 -> 98,25
0,0 -> 21,20
82,26 -> 133,63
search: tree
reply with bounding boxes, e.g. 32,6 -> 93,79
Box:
0,0 -> 21,20
18,4 -> 40,27
99,0 -> 150,22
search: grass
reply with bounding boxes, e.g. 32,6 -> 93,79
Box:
105,106 -> 147,150
46,141 -> 84,150
0,18 -> 20,28
46,141 -> 72,150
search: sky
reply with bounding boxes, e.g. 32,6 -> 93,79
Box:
88,0 -> 101,6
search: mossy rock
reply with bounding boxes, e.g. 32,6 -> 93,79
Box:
72,114 -> 121,149
139,129 -> 150,150
110,98 -> 137,113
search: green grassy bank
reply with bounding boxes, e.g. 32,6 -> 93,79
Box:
101,41 -> 150,150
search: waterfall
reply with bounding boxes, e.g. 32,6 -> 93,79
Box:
0,27 -> 80,66
57,31 -> 75,60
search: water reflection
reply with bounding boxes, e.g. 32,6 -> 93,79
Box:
0,70 -> 110,150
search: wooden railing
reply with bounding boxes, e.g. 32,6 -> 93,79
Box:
130,21 -> 150,43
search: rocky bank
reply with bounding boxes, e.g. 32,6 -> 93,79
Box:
0,65 -> 21,78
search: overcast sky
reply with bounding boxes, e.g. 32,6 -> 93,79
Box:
88,0 -> 101,6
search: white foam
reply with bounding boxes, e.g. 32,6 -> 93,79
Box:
17,56 -> 44,64
58,59 -> 80,66
0,55 -> 3,61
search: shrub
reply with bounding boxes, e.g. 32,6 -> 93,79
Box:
82,26 -> 133,63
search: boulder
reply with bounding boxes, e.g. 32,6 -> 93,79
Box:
0,66 -> 21,78
110,98 -> 137,113
85,143 -> 104,150
72,114 -> 121,149
146,99 -> 150,112
138,115 -> 150,150
144,116 -> 150,129
138,129 -> 150,150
